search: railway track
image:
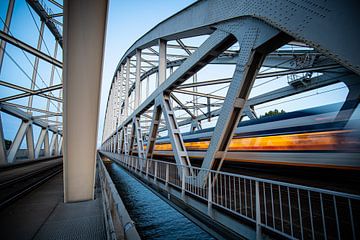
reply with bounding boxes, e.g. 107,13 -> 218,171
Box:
0,159 -> 63,209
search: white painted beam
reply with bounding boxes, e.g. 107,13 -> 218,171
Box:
63,0 -> 108,202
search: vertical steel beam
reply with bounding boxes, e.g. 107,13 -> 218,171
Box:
200,20 -> 291,173
34,128 -> 47,158
28,21 -> 45,113
123,126 -> 129,155
0,112 -> 7,164
117,66 -> 124,123
159,94 -> 192,173
135,49 -> 141,108
0,0 -> 15,73
26,123 -> 35,159
146,76 -> 150,98
134,116 -> 145,159
44,130 -> 49,157
63,0 -> 108,202
158,39 -> 167,86
146,105 -> 162,159
336,78 -> 360,122
124,58 -> 130,118
128,122 -> 136,156
118,128 -> 123,153
46,41 -> 59,120
193,74 -> 198,115
7,121 -> 31,163
58,136 -> 62,155
49,132 -> 57,156
54,132 -> 59,155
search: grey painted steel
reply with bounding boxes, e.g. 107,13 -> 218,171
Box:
63,0 -> 108,202
26,123 -> 35,160
103,151 -> 360,240
159,94 -> 192,172
34,128 -> 49,158
200,19 -> 291,172
170,93 -> 196,119
0,84 -> 62,102
0,30 -> 62,68
134,117 -> 145,160
102,0 -> 360,140
158,39 -> 167,86
0,113 -> 6,164
0,0 -> 15,74
135,49 -> 141,108
28,21 -> 45,112
113,0 -> 360,76
109,29 -> 234,138
49,132 -> 57,156
26,0 -> 63,47
124,58 -> 130,118
164,72 -> 349,132
174,89 -> 225,101
146,104 -> 162,159
7,121 -> 31,163
0,103 -> 60,133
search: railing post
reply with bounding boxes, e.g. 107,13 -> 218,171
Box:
146,160 -> 149,179
207,171 -> 213,218
255,181 -> 262,240
154,161 -> 158,184
165,164 -> 169,190
181,166 -> 186,201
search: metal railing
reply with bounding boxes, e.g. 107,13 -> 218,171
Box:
105,152 -> 360,240
97,154 -> 140,240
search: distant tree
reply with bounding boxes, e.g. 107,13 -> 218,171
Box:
260,109 -> 286,118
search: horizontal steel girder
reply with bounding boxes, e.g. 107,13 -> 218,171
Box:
0,30 -> 62,68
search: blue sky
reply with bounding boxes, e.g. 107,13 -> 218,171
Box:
98,0 -> 196,145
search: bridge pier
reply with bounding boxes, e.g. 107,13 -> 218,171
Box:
63,0 -> 108,202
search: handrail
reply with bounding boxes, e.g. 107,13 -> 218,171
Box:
97,153 -> 141,240
102,151 -> 360,240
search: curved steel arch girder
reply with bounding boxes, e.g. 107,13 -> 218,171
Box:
105,0 -> 360,135
113,0 -> 360,78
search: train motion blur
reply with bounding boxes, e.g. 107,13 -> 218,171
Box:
143,102 -> 360,170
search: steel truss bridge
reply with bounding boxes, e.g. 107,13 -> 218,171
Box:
0,0 -> 359,239
100,0 -> 360,239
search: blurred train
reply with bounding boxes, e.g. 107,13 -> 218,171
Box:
140,102 -> 360,170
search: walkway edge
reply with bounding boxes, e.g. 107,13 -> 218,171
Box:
97,153 -> 141,240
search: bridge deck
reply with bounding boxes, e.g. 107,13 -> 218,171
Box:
0,173 -> 106,240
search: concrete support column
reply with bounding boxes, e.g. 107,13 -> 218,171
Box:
124,58 -> 130,118
63,0 -> 108,202
0,0 -> 15,73
158,39 -> 167,86
135,49 -> 141,108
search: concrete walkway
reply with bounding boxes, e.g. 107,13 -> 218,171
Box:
0,173 -> 106,240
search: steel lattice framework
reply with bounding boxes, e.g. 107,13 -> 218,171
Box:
0,0 -> 63,164
102,0 -> 360,172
